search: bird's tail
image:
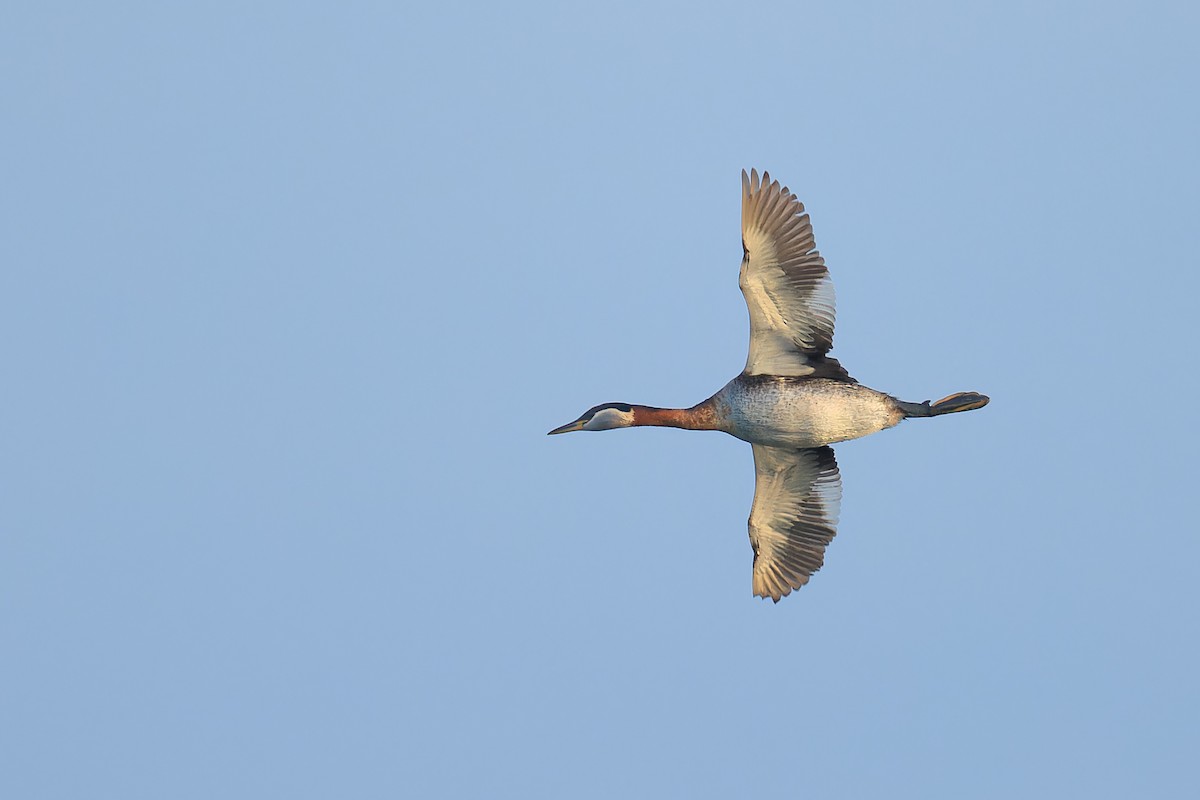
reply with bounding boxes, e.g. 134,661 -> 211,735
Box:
897,392 -> 990,418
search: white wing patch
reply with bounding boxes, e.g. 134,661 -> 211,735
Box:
740,169 -> 838,377
748,445 -> 842,602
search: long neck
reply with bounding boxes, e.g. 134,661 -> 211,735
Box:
631,400 -> 719,431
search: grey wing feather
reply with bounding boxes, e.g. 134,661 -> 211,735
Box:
739,169 -> 839,377
748,445 -> 842,602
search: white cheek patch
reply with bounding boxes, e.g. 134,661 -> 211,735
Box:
584,408 -> 635,430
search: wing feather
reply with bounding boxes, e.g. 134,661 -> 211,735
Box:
739,169 -> 840,377
748,445 -> 842,602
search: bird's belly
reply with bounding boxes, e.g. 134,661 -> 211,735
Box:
718,377 -> 901,448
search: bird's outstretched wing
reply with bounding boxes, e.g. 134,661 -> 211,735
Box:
740,169 -> 847,379
748,444 -> 842,602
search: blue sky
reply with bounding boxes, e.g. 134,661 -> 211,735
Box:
3,2 -> 1198,797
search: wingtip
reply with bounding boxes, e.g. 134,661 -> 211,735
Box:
753,581 -> 794,604
743,168 -> 761,197
742,168 -> 796,203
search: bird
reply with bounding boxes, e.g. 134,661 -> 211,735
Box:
548,169 -> 989,602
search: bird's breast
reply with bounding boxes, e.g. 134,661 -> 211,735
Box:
713,375 -> 903,448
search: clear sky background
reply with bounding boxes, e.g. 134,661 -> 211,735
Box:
3,2 -> 1198,797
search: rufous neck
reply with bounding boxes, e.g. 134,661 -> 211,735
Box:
631,402 -> 718,431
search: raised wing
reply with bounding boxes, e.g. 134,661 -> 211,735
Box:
748,445 -> 842,602
739,169 -> 843,378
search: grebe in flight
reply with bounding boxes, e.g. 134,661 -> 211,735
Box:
549,169 -> 988,602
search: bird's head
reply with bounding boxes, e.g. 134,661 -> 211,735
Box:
547,403 -> 636,435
